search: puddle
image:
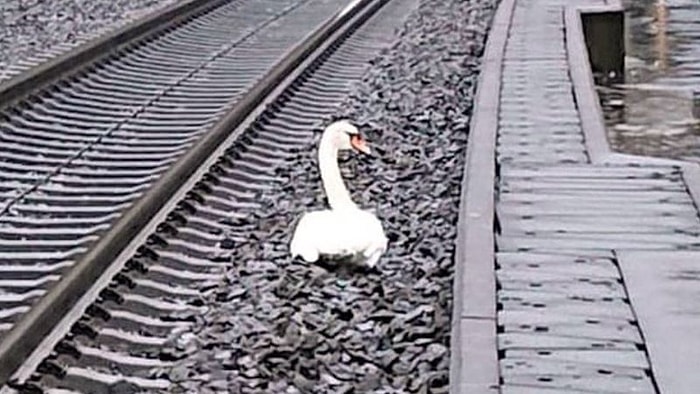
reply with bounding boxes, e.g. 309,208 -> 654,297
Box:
596,0 -> 700,162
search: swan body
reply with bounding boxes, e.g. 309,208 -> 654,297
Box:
289,120 -> 387,268
290,208 -> 386,267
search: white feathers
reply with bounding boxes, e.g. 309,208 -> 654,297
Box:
289,120 -> 387,268
290,208 -> 387,268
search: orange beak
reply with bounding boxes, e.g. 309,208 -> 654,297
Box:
350,134 -> 370,154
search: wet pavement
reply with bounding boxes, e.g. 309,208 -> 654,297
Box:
597,0 -> 700,162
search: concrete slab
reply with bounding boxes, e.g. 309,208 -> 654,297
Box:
617,251 -> 700,394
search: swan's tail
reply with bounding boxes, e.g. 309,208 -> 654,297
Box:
364,238 -> 387,268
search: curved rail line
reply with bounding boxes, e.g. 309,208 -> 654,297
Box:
0,0 -> 415,390
0,0 -> 351,350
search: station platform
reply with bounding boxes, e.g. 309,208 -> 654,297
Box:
451,0 -> 700,392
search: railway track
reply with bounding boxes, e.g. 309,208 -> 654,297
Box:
0,0 -> 178,85
0,0 -> 346,358
0,0 -> 418,391
0,0 -> 350,336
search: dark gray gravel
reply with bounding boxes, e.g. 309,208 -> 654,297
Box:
0,0 -> 176,81
156,0 -> 497,391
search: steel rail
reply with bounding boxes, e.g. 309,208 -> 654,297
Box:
0,0 -> 230,109
0,0 -> 386,386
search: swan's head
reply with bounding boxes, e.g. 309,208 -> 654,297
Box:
324,120 -> 370,154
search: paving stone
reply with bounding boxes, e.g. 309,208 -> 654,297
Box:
500,164 -> 682,178
501,354 -> 656,392
499,310 -> 643,343
498,234 -> 697,251
501,385 -> 643,394
501,219 -> 699,234
497,275 -> 626,298
499,333 -> 640,351
499,289 -> 634,319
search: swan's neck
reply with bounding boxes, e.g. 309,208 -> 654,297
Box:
319,134 -> 357,210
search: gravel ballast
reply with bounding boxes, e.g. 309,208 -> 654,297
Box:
157,0 -> 498,391
0,0 -> 176,81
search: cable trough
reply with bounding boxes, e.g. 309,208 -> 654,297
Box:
0,0 -> 419,391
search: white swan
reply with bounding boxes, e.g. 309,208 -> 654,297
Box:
290,120 -> 387,268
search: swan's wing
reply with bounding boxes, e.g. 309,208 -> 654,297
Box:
290,211 -> 325,261
331,210 -> 387,255
290,209 -> 387,264
291,210 -> 354,259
